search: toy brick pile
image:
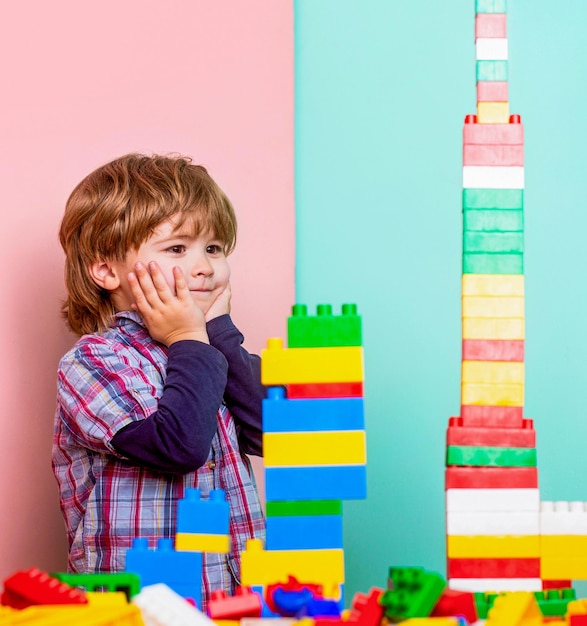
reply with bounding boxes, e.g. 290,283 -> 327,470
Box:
4,563 -> 587,625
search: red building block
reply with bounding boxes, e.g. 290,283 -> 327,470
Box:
475,13 -> 507,38
446,417 -> 535,447
460,405 -> 524,427
463,144 -> 524,167
346,588 -> 385,626
462,339 -> 524,362
463,121 -> 523,145
448,558 -> 541,579
477,81 -> 509,102
286,382 -> 364,399
207,586 -> 262,620
1,568 -> 87,609
445,466 -> 538,489
431,588 -> 478,624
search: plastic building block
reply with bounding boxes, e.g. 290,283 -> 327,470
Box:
475,589 -> 576,620
175,532 -> 231,553
263,430 -> 366,467
460,404 -> 524,427
477,80 -> 509,102
462,339 -> 524,362
53,572 -> 141,599
270,587 -> 315,617
463,121 -> 523,145
462,188 -> 523,211
446,488 -> 540,512
1,568 -> 88,609
463,252 -> 524,275
286,382 -> 364,399
207,587 -> 262,620
475,13 -> 507,38
445,467 -> 538,489
476,0 -> 507,13
476,37 -> 508,60
541,558 -> 587,581
449,578 -> 542,592
266,500 -> 342,517
462,274 -> 524,297
447,535 -> 540,559
447,557 -> 540,579
287,304 -> 362,348
446,511 -> 539,536
461,361 -> 524,383
541,535 -> 587,558
133,583 -> 215,626
463,165 -> 523,190
345,588 -> 385,626
477,102 -> 510,124
176,488 -> 230,535
263,388 -> 365,433
125,537 -> 202,605
484,591 -> 542,626
241,539 -> 345,588
446,445 -> 536,467
431,588 -> 478,624
446,420 -> 535,447
379,567 -> 446,622
265,576 -> 327,614
0,602 -> 146,625
266,514 -> 343,550
540,501 -> 587,534
463,145 -> 523,167
461,381 -> 524,405
265,465 -> 367,501
476,60 -> 508,82
462,295 -> 524,318
261,339 -> 364,385
464,231 -> 524,254
463,208 -> 524,232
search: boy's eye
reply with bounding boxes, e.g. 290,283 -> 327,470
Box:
167,245 -> 186,254
206,244 -> 223,254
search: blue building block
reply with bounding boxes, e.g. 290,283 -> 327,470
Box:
263,387 -> 365,433
125,537 -> 202,604
265,465 -> 367,501
176,488 -> 229,535
266,514 -> 343,550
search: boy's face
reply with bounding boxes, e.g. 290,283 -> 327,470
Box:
110,217 -> 230,315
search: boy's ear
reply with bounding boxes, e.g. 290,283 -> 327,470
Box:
89,260 -> 122,291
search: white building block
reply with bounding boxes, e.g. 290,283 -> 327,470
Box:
463,166 -> 524,189
540,501 -> 587,535
133,584 -> 214,626
446,510 -> 539,536
446,489 -> 540,512
476,38 -> 509,61
449,578 -> 542,592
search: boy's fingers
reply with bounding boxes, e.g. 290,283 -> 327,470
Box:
147,261 -> 173,303
128,272 -> 150,310
173,266 -> 190,299
132,263 -> 159,307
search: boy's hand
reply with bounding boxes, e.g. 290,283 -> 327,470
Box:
128,262 -> 210,346
205,283 -> 232,322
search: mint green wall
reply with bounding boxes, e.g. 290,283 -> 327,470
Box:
294,0 -> 587,601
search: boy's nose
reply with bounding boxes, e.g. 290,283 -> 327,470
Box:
191,255 -> 214,277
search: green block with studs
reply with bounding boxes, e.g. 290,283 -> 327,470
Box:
447,445 -> 537,467
463,209 -> 524,232
287,303 -> 362,348
463,252 -> 523,275
463,189 -> 524,211
464,231 -> 524,254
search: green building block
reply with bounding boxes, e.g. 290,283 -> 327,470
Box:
380,567 -> 446,622
475,588 -> 575,619
287,303 -> 362,348
463,252 -> 523,275
464,231 -> 524,254
476,0 -> 507,13
446,445 -> 537,467
266,499 -> 342,517
476,60 -> 508,82
463,209 -> 524,232
463,189 -> 524,211
52,572 -> 141,599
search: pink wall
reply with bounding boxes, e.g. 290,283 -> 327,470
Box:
0,1 -> 294,579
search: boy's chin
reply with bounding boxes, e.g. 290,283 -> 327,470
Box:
190,293 -> 211,314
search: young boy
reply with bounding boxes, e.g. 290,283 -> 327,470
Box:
52,153 -> 266,606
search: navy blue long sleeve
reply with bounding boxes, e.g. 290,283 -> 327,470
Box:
111,340 -> 227,474
206,315 -> 264,457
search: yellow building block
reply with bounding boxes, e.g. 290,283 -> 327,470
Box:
541,535 -> 587,558
402,620 -> 459,625
567,599 -> 587,616
463,274 -> 524,297
176,532 -> 230,553
462,361 -> 524,385
5,603 -> 145,625
462,295 -> 524,318
461,382 -> 524,406
541,557 -> 587,580
263,430 -> 366,467
241,539 -> 344,587
462,317 -> 525,340
447,535 -> 540,558
261,339 -> 364,385
485,592 -> 542,626
477,101 -> 511,124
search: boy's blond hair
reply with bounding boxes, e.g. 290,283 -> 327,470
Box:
59,153 -> 237,336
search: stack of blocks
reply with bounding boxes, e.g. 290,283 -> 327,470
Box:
241,304 -> 367,600
446,0 -> 542,592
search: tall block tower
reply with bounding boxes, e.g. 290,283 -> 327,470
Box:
241,304 -> 367,601
445,0 -> 542,592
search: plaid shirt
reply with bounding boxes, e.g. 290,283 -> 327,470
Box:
52,311 -> 265,605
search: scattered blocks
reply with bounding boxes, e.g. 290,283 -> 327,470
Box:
53,572 -> 141,599
380,567 -> 445,622
484,591 -> 542,626
207,587 -> 262,620
133,583 -> 215,626
1,568 -> 87,609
